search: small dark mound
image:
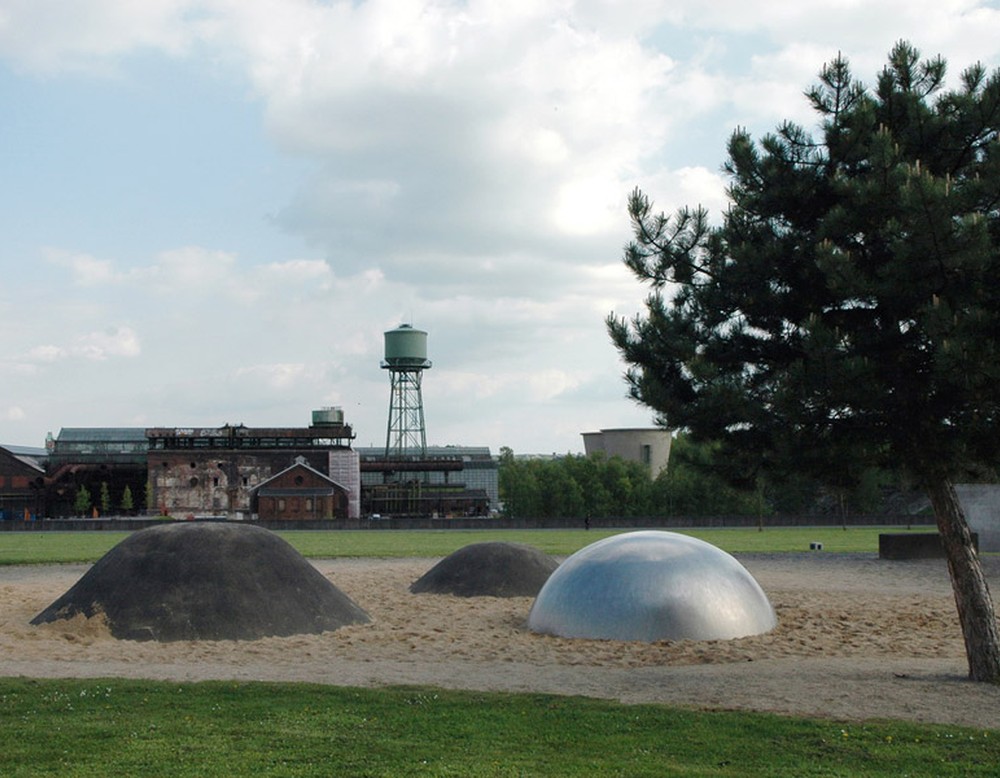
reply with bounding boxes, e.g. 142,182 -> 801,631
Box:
31,522 -> 370,641
410,541 -> 558,597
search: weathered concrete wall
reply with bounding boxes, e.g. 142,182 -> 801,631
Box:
329,449 -> 361,519
878,532 -> 979,559
149,451 -> 331,519
956,484 -> 1000,553
581,428 -> 672,476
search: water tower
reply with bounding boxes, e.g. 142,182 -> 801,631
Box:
382,324 -> 432,459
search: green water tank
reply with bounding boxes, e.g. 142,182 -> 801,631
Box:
383,324 -> 431,369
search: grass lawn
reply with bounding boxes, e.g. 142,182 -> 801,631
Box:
0,525 -> 932,565
1,678 -> 996,777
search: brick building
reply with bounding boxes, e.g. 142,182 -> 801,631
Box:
256,457 -> 350,520
0,445 -> 45,520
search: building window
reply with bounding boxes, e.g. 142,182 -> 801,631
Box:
242,477 -> 249,486
641,445 -> 652,466
213,477 -> 219,487
189,477 -> 199,487
294,475 -> 304,485
278,499 -> 286,511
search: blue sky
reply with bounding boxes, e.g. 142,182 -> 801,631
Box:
2,0 -> 999,454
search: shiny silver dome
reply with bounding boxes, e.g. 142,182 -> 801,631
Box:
527,530 -> 776,642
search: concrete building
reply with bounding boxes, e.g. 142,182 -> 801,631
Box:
581,428 -> 672,477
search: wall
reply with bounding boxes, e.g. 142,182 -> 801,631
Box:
329,449 -> 361,519
149,450 -> 331,518
955,484 -> 1000,553
582,428 -> 672,476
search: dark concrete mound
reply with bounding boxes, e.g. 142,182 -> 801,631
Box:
410,541 -> 558,597
31,522 -> 370,641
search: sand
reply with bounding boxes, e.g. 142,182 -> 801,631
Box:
3,552 -> 1000,728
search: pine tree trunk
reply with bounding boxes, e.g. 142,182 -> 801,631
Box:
926,478 -> 1000,683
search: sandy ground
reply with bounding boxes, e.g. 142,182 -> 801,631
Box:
3,552 -> 1000,728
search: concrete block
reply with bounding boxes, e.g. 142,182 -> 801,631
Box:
879,532 -> 978,560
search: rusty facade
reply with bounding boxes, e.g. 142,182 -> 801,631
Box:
147,421 -> 357,520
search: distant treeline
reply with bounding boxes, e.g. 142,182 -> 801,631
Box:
498,436 -> 913,521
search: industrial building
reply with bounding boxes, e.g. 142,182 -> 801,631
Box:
357,446 -> 495,517
147,411 -> 358,519
0,412 -> 497,521
0,445 -> 45,520
0,324 -> 499,521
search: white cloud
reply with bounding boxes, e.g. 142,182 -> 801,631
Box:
75,326 -> 141,360
233,362 -> 323,390
3,1 -> 999,454
526,368 -> 583,402
148,246 -> 238,291
206,1 -> 679,277
26,344 -> 68,363
255,258 -> 333,289
25,327 -> 141,364
0,0 -> 201,74
45,249 -> 121,286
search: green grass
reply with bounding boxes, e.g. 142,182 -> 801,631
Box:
0,526 -> 934,565
277,526 -> 913,557
0,531 -> 133,565
0,678 -> 995,777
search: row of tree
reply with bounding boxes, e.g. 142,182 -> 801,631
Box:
73,482 -> 149,517
497,440 -> 897,520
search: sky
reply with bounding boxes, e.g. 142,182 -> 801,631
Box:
2,1 -> 999,455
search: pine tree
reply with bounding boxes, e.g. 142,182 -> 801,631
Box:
609,42 -> 1000,681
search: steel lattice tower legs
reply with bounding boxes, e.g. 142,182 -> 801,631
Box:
384,368 -> 427,459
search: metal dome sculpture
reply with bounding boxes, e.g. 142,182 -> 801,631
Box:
527,530 -> 776,642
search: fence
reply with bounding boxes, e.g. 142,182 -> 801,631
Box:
0,513 -> 935,532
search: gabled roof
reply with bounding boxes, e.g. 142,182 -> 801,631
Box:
3,444 -> 48,458
0,445 -> 45,475
255,456 -> 349,493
